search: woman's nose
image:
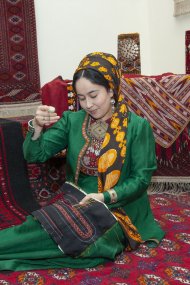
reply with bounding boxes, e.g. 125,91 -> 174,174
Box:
86,98 -> 93,109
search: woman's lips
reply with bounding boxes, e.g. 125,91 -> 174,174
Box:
89,110 -> 97,115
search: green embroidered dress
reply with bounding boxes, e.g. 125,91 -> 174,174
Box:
0,110 -> 164,271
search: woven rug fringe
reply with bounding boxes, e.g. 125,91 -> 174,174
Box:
0,101 -> 41,118
174,0 -> 190,16
148,182 -> 190,195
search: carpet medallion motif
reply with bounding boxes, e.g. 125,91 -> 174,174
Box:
0,193 -> 189,284
118,33 -> 141,74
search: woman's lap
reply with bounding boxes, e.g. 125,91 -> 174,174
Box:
0,215 -> 126,271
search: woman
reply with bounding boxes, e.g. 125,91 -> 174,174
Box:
0,52 -> 164,271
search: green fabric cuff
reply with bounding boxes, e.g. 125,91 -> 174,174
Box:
103,191 -> 111,204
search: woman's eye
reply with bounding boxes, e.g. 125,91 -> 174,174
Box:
78,97 -> 85,101
90,94 -> 97,99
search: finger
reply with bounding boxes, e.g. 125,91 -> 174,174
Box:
79,195 -> 91,205
36,109 -> 49,118
46,115 -> 60,122
50,116 -> 60,121
44,116 -> 60,126
35,114 -> 48,126
38,105 -> 50,112
48,106 -> 55,113
48,112 -> 59,118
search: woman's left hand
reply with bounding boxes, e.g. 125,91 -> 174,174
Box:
79,193 -> 104,205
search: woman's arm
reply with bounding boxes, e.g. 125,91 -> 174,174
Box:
23,110 -> 72,163
107,118 -> 157,208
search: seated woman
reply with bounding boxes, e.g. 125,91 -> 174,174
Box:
0,52 -> 164,271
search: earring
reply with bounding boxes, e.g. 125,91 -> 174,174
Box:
111,98 -> 115,113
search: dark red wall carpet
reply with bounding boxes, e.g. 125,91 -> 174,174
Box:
0,0 -> 41,116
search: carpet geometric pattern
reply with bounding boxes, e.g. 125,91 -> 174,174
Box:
121,74 -> 190,148
0,192 -> 189,284
121,74 -> 190,188
0,0 -> 41,117
27,158 -> 66,207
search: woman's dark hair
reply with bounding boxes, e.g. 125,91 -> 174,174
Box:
72,68 -> 118,105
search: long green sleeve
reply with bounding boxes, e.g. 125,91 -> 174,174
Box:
23,111 -> 72,162
109,116 -> 157,208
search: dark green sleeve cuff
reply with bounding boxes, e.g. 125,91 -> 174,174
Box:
103,191 -> 111,204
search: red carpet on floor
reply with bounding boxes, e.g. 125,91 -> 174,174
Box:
0,192 -> 189,285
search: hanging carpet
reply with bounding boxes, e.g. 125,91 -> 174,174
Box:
0,119 -> 39,230
0,0 -> 41,118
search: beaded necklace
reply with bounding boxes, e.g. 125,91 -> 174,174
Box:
80,116 -> 110,176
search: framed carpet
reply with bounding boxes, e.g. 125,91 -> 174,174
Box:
0,0 -> 41,118
117,33 -> 141,74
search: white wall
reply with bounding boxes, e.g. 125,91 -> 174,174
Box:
34,0 -> 190,86
147,0 -> 190,75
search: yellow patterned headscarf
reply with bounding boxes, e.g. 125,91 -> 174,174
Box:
75,52 -> 121,98
74,52 -> 128,192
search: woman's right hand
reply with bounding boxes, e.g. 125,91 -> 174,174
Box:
31,105 -> 60,140
33,105 -> 60,130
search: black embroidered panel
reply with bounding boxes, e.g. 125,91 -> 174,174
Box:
32,182 -> 116,256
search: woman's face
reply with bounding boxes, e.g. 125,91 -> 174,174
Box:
75,77 -> 113,121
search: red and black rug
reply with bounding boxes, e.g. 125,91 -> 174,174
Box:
0,118 -> 39,230
0,0 -> 41,117
0,192 -> 189,285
